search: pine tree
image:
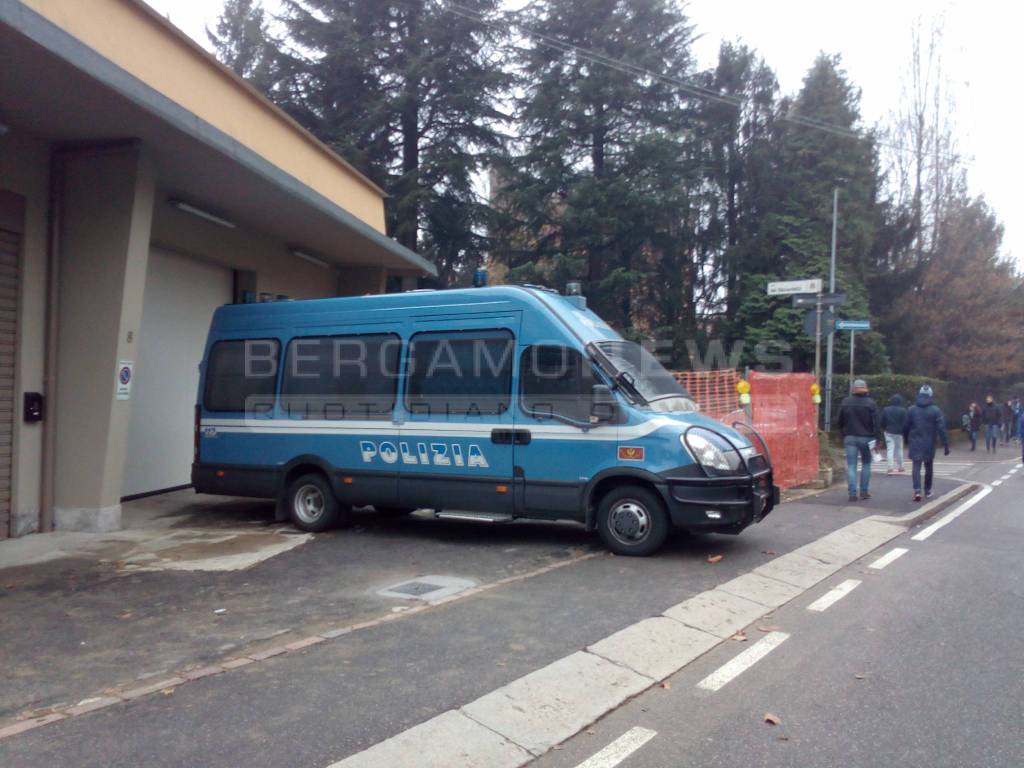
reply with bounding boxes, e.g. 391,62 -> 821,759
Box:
495,0 -> 696,330
208,0 -> 277,93
733,54 -> 888,373
276,0 -> 509,284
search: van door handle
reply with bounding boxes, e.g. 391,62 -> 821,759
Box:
491,429 -> 531,445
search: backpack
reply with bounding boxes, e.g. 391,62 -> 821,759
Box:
961,413 -> 970,430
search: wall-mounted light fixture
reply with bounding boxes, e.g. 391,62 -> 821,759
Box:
290,248 -> 330,268
169,199 -> 236,229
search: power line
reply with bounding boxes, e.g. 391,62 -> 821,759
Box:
444,1 -> 965,163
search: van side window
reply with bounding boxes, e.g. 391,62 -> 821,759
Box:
204,339 -> 280,413
520,345 -> 594,423
406,330 -> 514,416
281,333 -> 400,420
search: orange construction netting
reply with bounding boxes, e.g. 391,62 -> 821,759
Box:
674,369 -> 819,490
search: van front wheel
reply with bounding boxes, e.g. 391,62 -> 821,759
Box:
286,473 -> 342,532
596,485 -> 669,556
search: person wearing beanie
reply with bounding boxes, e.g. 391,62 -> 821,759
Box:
902,384 -> 950,502
837,379 -> 881,502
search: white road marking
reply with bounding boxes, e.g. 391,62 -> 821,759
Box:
1000,474 -> 1012,481
1010,468 -> 1020,474
992,480 -> 1002,486
574,727 -> 658,768
912,486 -> 994,542
869,548 -> 909,570
696,632 -> 789,692
806,579 -> 862,612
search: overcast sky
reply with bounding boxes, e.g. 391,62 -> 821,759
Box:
144,0 -> 1021,265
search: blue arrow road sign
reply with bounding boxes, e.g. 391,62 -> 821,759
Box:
836,319 -> 871,331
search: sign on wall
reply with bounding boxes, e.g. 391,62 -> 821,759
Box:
116,360 -> 134,400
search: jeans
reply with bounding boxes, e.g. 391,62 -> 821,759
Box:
912,459 -> 934,494
969,429 -> 978,451
845,435 -> 873,496
884,432 -> 904,471
986,424 -> 999,451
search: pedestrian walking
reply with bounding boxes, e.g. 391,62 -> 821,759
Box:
838,379 -> 881,502
967,402 -> 982,452
1001,400 -> 1015,445
903,384 -> 950,502
981,396 -> 1001,452
881,394 -> 908,474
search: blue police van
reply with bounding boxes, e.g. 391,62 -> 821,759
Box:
192,285 -> 778,556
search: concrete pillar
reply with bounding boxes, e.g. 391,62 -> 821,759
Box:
52,145 -> 155,532
337,265 -> 386,297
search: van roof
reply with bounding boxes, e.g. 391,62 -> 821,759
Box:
209,285 -> 623,344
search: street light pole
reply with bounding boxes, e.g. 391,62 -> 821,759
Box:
823,187 -> 839,432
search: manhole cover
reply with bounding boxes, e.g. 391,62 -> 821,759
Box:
377,575 -> 477,602
389,580 -> 445,597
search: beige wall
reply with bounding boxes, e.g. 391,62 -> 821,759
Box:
151,204 -> 338,301
0,128 -> 49,535
52,144 -> 155,531
21,0 -> 388,234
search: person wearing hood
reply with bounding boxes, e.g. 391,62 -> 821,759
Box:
902,384 -> 950,502
880,394 -> 908,474
966,403 -> 983,452
981,396 -> 1001,452
838,379 -> 881,502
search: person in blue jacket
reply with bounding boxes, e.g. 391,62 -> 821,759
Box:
902,384 -> 950,502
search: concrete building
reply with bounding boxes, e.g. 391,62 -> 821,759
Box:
0,0 -> 434,537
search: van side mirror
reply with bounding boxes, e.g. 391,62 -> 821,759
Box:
591,384 -> 618,423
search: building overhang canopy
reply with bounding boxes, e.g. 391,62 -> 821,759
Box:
0,0 -> 436,276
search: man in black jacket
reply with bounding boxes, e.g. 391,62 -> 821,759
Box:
981,396 -> 1001,452
838,379 -> 880,502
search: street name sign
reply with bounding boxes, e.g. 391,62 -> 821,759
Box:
767,278 -> 822,296
836,319 -> 871,331
792,292 -> 846,309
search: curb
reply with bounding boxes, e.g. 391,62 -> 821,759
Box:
868,482 -> 980,529
326,516 -> 924,768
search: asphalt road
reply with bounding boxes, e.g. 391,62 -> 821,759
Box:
531,453 -> 1024,768
0,447 -> 1002,768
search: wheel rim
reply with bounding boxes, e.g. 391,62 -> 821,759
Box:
608,499 -> 651,546
294,484 -> 326,524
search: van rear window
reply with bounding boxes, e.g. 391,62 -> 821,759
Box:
203,339 -> 280,413
406,330 -> 514,416
280,333 -> 401,420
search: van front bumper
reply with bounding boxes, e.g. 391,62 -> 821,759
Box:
659,468 -> 779,534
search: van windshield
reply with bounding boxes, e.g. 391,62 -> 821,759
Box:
589,341 -> 699,413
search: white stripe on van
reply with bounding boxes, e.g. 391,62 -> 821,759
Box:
200,416 -> 682,442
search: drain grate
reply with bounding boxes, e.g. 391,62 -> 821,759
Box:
389,580 -> 446,597
376,574 -> 477,602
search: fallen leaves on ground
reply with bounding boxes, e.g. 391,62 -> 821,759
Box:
731,630 -> 748,642
761,550 -> 777,556
660,681 -> 672,689
757,625 -> 781,632
764,713 -> 782,726
707,554 -> 723,564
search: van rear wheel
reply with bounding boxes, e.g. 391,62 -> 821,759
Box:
286,473 -> 343,532
596,485 -> 669,557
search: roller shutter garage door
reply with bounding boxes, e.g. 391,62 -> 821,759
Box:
0,228 -> 18,538
122,249 -> 233,498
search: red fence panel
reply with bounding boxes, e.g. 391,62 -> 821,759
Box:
747,371 -> 819,489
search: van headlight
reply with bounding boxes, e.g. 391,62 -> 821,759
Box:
681,430 -> 731,471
